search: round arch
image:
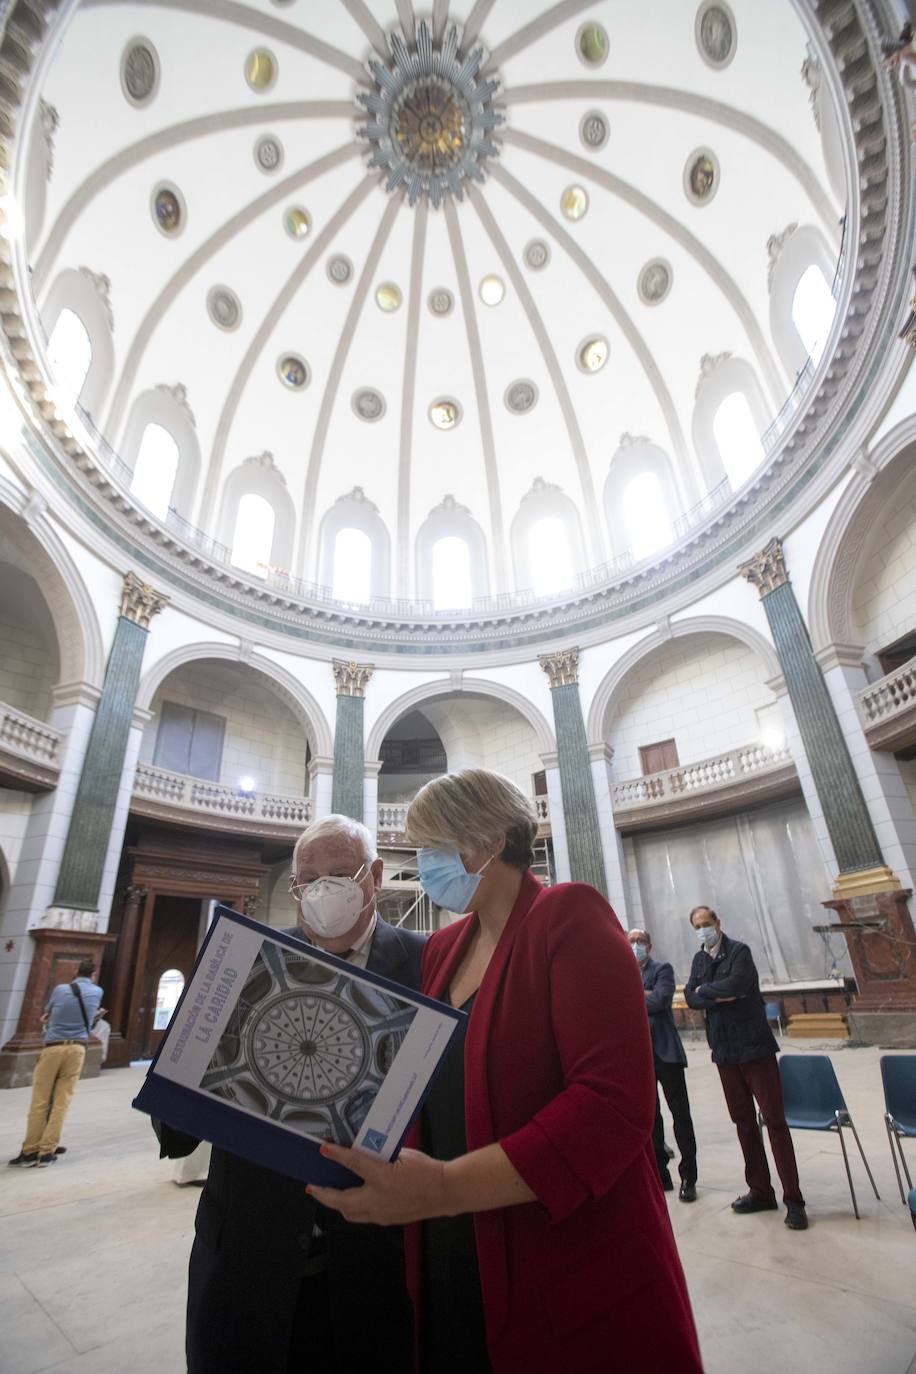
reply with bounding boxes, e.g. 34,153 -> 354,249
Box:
136,641 -> 334,757
586,615 -> 782,745
366,677 -> 556,765
0,481 -> 105,690
808,418 -> 916,655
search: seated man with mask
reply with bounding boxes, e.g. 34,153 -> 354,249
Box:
154,815 -> 425,1374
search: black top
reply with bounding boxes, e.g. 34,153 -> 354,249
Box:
683,932 -> 779,1065
421,991 -> 492,1374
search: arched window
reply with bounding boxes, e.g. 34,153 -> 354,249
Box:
623,471 -> 673,559
712,392 -> 764,488
47,308 -> 92,403
231,493 -> 275,576
131,423 -> 180,519
529,516 -> 574,595
153,968 -> 185,1029
332,527 -> 372,603
432,536 -> 473,609
791,264 -> 835,364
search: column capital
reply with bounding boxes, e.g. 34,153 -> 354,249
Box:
739,537 -> 788,598
120,571 -> 170,629
538,647 -> 580,688
332,660 -> 374,698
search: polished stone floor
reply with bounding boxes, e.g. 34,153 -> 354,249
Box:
1,1042 -> 915,1374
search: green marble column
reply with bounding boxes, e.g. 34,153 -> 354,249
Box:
330,660 -> 373,822
52,572 -> 168,913
740,538 -> 889,884
539,649 -> 608,896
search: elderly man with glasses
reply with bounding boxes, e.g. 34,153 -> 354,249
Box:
155,814 -> 425,1374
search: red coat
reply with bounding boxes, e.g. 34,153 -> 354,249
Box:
406,872 -> 703,1373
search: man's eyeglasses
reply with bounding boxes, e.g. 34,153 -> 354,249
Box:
288,862 -> 367,902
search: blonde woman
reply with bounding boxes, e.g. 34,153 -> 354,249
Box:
310,769 -> 702,1374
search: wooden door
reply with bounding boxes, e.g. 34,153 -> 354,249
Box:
138,895 -> 202,1059
639,739 -> 679,776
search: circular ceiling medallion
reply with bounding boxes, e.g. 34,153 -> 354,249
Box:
121,38 -> 159,107
428,287 -> 454,316
207,285 -> 242,331
352,388 -> 386,422
356,20 -> 504,207
284,207 -> 310,240
376,282 -> 402,312
577,336 -> 609,372
561,185 -> 589,220
696,2 -> 737,69
683,147 -> 720,205
245,48 -> 277,92
579,110 -> 609,150
524,239 -> 550,270
576,21 -> 609,67
429,397 -> 461,430
638,258 -> 673,305
479,274 -> 505,306
254,134 -> 283,174
505,379 -> 538,414
277,354 -> 309,389
327,255 -> 353,285
150,183 -> 184,236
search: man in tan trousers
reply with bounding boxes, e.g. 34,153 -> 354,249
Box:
8,958 -> 104,1168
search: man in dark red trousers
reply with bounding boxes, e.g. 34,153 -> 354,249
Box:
684,904 -> 807,1231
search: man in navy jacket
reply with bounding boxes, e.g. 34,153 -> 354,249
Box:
684,904 -> 807,1230
629,928 -> 698,1201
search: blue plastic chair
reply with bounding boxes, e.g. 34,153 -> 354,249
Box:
764,1001 -> 783,1038
880,1055 -> 916,1204
760,1054 -> 880,1219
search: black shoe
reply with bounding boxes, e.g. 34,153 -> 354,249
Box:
54,1146 -> 66,1155
7,1152 -> 39,1168
660,1171 -> 675,1192
679,1181 -> 697,1203
663,1143 -> 675,1161
785,1202 -> 808,1231
731,1192 -> 778,1213
36,1154 -> 58,1167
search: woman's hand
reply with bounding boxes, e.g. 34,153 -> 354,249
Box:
307,1144 -> 451,1224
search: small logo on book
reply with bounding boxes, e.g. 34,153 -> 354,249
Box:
363,1129 -> 387,1153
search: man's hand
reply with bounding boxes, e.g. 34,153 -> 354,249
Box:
307,1144 -> 451,1225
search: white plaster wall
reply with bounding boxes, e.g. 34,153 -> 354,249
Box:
607,632 -> 776,778
0,608 -> 58,719
900,759 -> 916,816
671,575 -> 775,648
578,630 -> 646,733
140,661 -> 309,795
140,609 -> 237,690
47,516 -> 123,661
361,670 -> 456,754
783,468 -> 852,616
0,793 -> 31,878
257,644 -> 338,755
417,697 -> 542,792
850,462 -> 916,656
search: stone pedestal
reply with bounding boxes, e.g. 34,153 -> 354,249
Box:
822,885 -> 916,1046
0,928 -> 116,1088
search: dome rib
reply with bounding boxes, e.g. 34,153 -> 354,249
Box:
337,0 -> 390,59
396,198 -> 429,596
481,0 -> 596,75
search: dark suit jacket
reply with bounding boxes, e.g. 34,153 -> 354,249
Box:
155,918 -> 425,1374
683,931 -> 779,1065
640,957 -> 687,1067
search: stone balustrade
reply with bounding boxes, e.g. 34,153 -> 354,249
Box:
859,657 -> 916,726
377,794 -> 550,841
0,702 -> 62,765
133,763 -> 310,829
612,741 -> 793,813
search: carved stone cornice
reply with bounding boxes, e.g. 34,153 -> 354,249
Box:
766,223 -> 798,291
332,660 -> 374,697
539,647 -> 580,688
739,538 -> 788,599
78,266 -> 114,331
120,571 -> 169,629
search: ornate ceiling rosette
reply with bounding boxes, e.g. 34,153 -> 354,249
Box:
357,20 -> 504,207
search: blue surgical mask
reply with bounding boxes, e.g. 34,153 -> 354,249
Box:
631,942 -> 648,962
697,926 -> 719,948
417,849 -> 494,914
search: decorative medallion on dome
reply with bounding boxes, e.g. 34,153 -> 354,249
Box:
254,135 -> 283,173
696,3 -> 737,69
357,21 -> 503,208
207,285 -> 241,331
577,337 -> 608,373
579,111 -> 609,150
151,183 -> 183,236
277,354 -> 309,389
121,39 -> 159,106
428,287 -> 454,316
505,380 -> 538,414
285,206 -> 310,240
352,388 -> 386,422
327,256 -> 353,285
375,282 -> 402,312
524,239 -> 550,271
429,397 -> 461,430
683,149 -> 719,205
638,258 -> 673,305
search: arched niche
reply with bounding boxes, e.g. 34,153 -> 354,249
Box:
217,454 -> 295,574
40,267 -> 115,419
120,385 -> 201,520
366,676 -> 555,766
768,224 -> 837,378
692,354 -> 771,492
415,497 -> 489,606
603,439 -> 680,561
317,487 -> 391,600
510,479 -> 585,595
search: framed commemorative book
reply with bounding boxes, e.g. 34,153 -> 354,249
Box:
133,905 -> 464,1187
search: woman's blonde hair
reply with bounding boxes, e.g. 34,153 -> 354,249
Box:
406,769 -> 538,871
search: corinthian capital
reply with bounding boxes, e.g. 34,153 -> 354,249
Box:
538,647 -> 580,689
120,571 -> 169,628
739,537 -> 788,598
332,660 -> 374,698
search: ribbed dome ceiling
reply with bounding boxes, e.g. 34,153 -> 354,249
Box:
26,0 -> 845,603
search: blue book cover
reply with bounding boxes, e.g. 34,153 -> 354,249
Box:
133,905 -> 465,1187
